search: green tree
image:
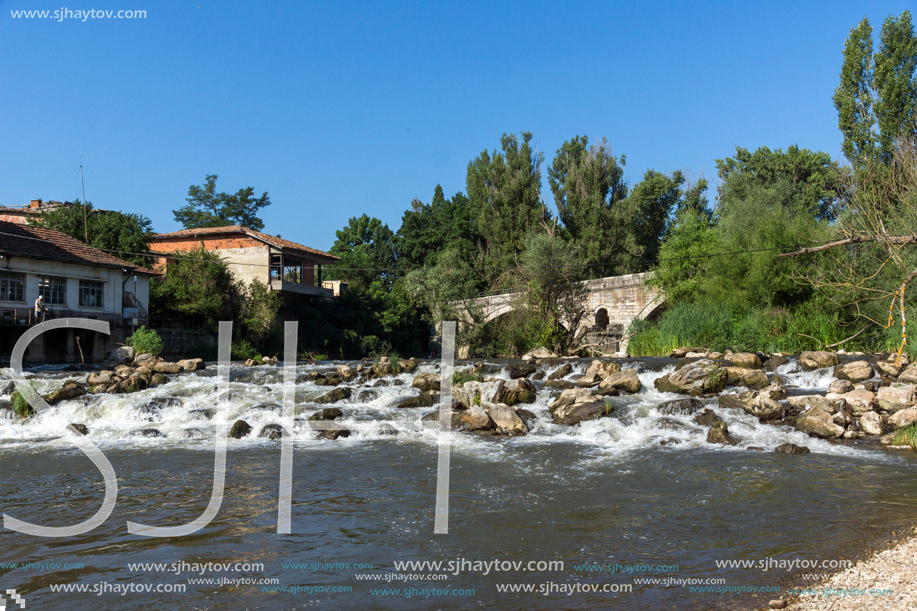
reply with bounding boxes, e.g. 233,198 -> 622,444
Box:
619,170 -> 704,273
33,200 -> 153,266
149,248 -> 240,329
327,214 -> 398,292
466,132 -> 550,286
547,136 -> 628,276
834,12 -> 917,167
396,185 -> 478,273
173,174 -> 271,230
875,11 -> 917,163
239,279 -> 281,348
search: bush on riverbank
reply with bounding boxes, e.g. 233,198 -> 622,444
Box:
893,424 -> 917,450
628,301 -> 917,357
126,326 -> 163,356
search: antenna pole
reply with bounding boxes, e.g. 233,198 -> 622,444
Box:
80,155 -> 88,243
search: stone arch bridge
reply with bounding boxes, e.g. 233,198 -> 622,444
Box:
455,272 -> 663,355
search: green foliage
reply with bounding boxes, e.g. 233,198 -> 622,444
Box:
452,370 -> 484,386
627,300 -> 917,356
239,280 -> 280,348
327,214 -> 397,292
467,132 -> 550,286
548,136 -> 628,276
232,339 -> 259,361
10,385 -> 36,419
150,247 -> 240,329
33,200 -> 153,266
173,174 -> 271,230
396,186 -> 478,272
892,423 -> 917,449
125,326 -> 163,356
835,11 -> 917,167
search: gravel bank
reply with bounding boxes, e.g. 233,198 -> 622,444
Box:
786,529 -> 917,611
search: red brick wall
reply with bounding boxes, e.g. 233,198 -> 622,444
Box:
149,235 -> 264,253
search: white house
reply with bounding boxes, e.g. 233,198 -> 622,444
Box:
0,220 -> 156,363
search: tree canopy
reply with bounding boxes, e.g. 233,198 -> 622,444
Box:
32,200 -> 153,266
173,174 -> 271,230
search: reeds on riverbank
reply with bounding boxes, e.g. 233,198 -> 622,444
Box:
628,301 -> 917,357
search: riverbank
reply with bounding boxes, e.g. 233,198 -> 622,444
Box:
780,523 -> 917,611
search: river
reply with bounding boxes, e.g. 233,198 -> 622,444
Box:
1,357 -> 915,610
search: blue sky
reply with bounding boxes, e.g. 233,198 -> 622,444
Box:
0,0 -> 912,252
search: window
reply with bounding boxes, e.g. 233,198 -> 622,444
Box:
39,276 -> 67,305
270,253 -> 282,281
282,256 -> 304,284
0,272 -> 25,302
79,280 -> 104,308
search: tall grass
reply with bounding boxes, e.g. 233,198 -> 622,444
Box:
628,301 -> 917,357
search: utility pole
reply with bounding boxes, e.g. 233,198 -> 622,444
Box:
80,154 -> 89,244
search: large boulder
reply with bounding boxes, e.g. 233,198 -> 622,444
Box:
718,390 -> 784,421
898,363 -> 917,384
548,364 -> 573,380
229,420 -> 252,439
877,384 -> 916,413
177,358 -> 205,372
834,360 -> 874,383
336,364 -> 356,382
706,421 -> 738,445
576,360 -> 621,387
484,402 -> 528,435
153,361 -> 182,374
87,370 -> 115,386
507,363 -> 538,379
494,378 -> 537,405
549,388 -> 597,412
658,398 -> 703,416
551,400 -> 615,426
412,373 -> 441,392
888,408 -> 917,430
397,394 -> 436,408
724,367 -> 769,389
309,407 -> 343,421
107,345 -> 135,365
828,379 -> 855,395
726,352 -> 762,369
521,347 -> 558,360
800,351 -> 838,370
421,410 -> 464,430
826,389 -> 876,415
598,370 -> 642,394
876,360 -> 903,378
314,387 -> 352,404
460,405 -> 494,431
859,411 -> 885,436
653,359 -> 727,396
795,406 -> 845,438
46,381 -> 88,405
787,394 -> 843,413
453,380 -> 503,409
775,443 -> 810,455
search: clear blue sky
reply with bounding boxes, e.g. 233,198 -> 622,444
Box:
0,0 -> 912,252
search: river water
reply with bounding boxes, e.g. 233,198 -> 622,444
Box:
1,358 -> 916,610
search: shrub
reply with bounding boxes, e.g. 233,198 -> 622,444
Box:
125,326 -> 163,356
10,386 -> 36,419
892,424 -> 917,450
232,339 -> 258,361
452,370 -> 484,386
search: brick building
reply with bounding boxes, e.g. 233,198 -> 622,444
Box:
149,225 -> 342,302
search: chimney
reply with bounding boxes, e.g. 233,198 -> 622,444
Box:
29,199 -> 42,209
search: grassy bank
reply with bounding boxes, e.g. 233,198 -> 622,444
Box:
628,301 -> 917,357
